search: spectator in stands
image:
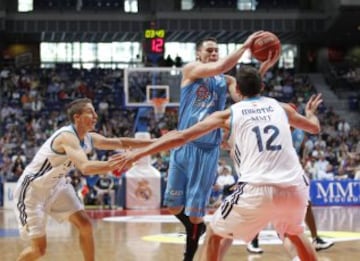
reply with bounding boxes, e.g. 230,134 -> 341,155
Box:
337,119 -> 351,136
93,173 -> 116,209
338,154 -> 359,179
30,96 -> 44,113
209,163 -> 235,208
215,164 -> 235,197
9,154 -> 26,181
314,152 -> 334,180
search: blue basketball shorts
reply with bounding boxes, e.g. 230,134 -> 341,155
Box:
164,143 -> 219,217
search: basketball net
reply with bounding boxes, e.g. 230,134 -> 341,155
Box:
151,98 -> 168,121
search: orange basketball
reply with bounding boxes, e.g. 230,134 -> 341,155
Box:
250,31 -> 281,62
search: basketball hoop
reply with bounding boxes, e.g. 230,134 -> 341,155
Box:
151,98 -> 168,121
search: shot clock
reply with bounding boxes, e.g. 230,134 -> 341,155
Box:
143,29 -> 165,55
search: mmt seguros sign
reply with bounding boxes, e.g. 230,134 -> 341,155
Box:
310,180 -> 360,206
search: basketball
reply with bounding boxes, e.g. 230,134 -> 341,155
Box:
250,31 -> 281,62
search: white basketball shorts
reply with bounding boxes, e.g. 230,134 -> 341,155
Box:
14,179 -> 84,240
210,182 -> 309,242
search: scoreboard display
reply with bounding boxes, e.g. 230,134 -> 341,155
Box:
143,29 -> 165,55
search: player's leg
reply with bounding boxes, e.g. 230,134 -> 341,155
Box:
16,236 -> 47,261
305,201 -> 334,251
198,225 -> 223,261
163,150 -> 195,260
219,238 -> 234,260
274,185 -> 317,261
164,149 -> 187,221
183,146 -> 219,260
283,235 -> 298,259
14,184 -> 49,260
305,201 -> 317,239
69,210 -> 95,261
286,233 -> 317,261
184,216 -> 207,261
208,183 -> 270,260
51,182 -> 94,261
163,163 -> 187,226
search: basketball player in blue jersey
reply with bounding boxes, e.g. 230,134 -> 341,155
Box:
13,98 -> 154,261
154,31 -> 277,261
117,66 -> 322,261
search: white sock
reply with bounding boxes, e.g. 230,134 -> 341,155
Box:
292,257 -> 300,261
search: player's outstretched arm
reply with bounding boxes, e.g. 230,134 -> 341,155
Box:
282,94 -> 322,134
59,132 -> 125,175
116,110 -> 231,170
90,132 -> 155,150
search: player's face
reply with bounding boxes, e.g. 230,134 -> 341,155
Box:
79,103 -> 98,130
197,41 -> 219,63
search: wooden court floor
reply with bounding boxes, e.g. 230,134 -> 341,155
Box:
1,206 -> 360,261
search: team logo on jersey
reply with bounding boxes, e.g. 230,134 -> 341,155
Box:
196,85 -> 210,100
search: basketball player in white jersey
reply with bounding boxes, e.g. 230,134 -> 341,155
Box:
117,66 -> 322,261
14,98 -> 153,261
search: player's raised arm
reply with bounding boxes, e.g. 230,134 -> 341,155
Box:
282,94 -> 322,134
183,31 -> 264,81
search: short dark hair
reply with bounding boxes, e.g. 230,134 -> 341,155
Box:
196,37 -> 217,51
237,66 -> 262,97
66,98 -> 92,123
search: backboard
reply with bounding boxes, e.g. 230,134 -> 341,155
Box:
123,67 -> 182,108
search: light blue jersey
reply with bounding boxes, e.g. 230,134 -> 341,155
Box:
178,74 -> 228,147
164,74 -> 228,217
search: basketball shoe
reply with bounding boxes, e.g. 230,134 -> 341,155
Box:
313,237 -> 334,251
246,238 -> 264,254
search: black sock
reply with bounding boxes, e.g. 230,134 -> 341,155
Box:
251,233 -> 259,247
183,222 -> 206,261
175,208 -> 192,231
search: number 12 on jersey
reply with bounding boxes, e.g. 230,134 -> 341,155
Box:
252,125 -> 282,152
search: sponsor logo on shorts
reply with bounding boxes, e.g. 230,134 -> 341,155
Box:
169,190 -> 183,196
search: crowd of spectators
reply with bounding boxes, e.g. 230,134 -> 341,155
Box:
0,65 -> 359,207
